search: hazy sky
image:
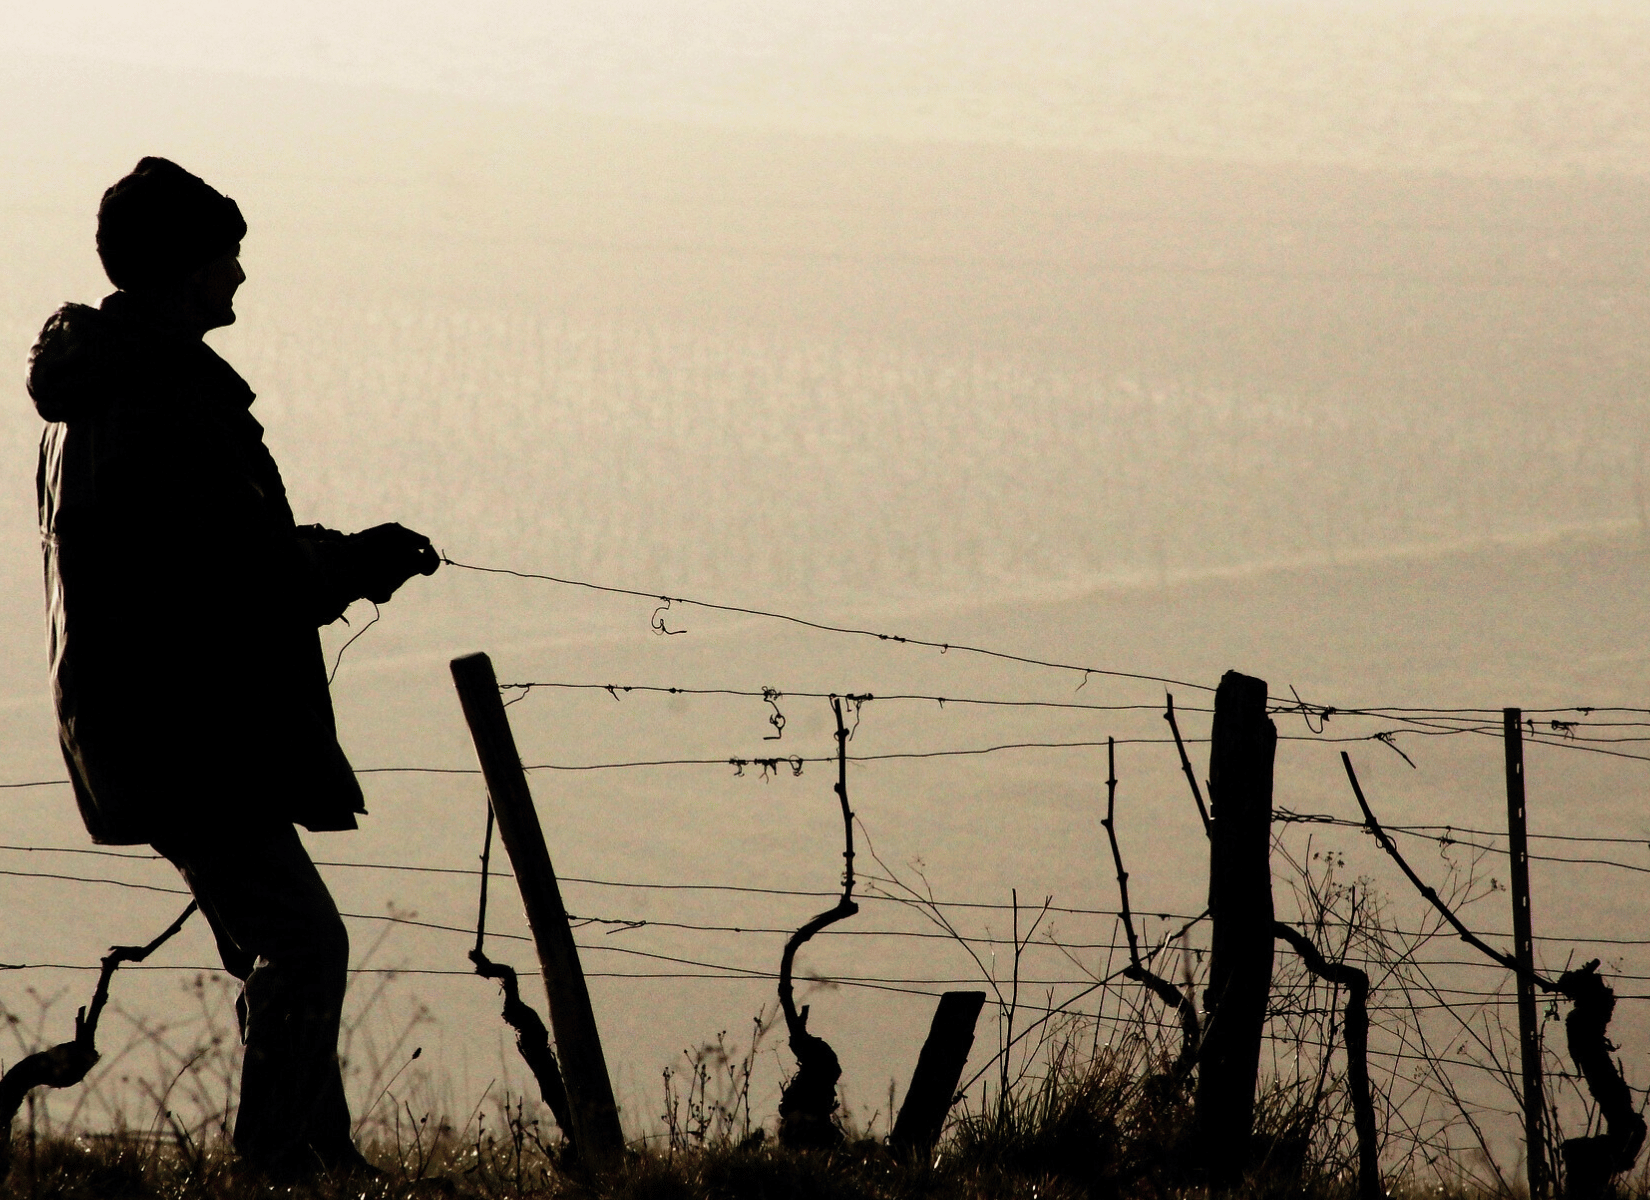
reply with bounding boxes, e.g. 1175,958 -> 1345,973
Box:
9,1 -> 1649,174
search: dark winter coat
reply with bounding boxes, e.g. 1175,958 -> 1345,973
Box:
30,292 -> 365,845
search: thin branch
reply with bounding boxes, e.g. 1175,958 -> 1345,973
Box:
1101,737 -> 1141,967
1341,751 -> 1555,991
474,803 -> 495,956
955,909 -> 1210,1103
1099,737 -> 1200,1079
1002,889 -> 1020,1109
1165,693 -> 1212,835
0,902 -> 197,1183
79,901 -> 198,1048
856,825 -> 1004,1011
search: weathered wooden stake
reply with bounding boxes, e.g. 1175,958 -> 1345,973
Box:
1195,670 -> 1277,1177
451,652 -> 625,1172
1505,707 -> 1547,1199
890,991 -> 987,1156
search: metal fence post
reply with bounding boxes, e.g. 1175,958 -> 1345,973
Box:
1506,707 -> 1547,1198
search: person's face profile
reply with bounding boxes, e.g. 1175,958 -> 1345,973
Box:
190,244 -> 245,328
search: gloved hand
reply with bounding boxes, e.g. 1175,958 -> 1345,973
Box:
343,523 -> 440,603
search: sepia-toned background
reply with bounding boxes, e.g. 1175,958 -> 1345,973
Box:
1,1 -> 1646,1174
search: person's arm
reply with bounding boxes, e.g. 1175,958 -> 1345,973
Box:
294,522 -> 439,626
62,422 -> 438,635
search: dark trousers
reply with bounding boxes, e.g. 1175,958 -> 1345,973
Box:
154,819 -> 355,1178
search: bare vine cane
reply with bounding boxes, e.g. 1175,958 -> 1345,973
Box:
468,802 -> 578,1160
1270,921 -> 1378,1200
0,901 -> 197,1183
1341,752 -> 1646,1196
777,695 -> 860,1149
1163,694 -> 1212,835
1099,736 -> 1199,1083
1340,751 -> 1548,985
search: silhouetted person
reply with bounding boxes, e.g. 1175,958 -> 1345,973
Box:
27,157 -> 438,1183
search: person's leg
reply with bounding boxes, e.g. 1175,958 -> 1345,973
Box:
154,819 -> 357,1180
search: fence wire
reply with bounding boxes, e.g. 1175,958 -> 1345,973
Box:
4,552 -> 1648,1182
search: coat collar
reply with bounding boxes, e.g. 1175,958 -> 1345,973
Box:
101,290 -> 209,344
100,291 -> 255,411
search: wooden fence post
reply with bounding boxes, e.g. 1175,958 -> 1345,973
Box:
451,652 -> 626,1171
1195,670 -> 1277,1177
1506,707 -> 1547,1198
890,991 -> 987,1156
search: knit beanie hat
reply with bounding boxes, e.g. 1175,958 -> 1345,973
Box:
96,157 -> 246,293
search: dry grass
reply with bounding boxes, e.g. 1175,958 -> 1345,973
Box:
5,848 -> 1639,1198
0,1053 -> 1495,1200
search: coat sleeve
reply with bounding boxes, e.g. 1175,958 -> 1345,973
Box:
53,390 -> 358,650
292,524 -> 363,626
